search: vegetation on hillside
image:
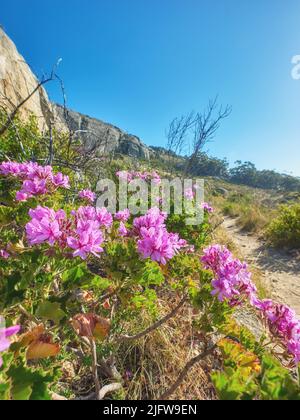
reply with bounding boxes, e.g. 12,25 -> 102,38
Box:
151,148 -> 300,192
0,114 -> 300,401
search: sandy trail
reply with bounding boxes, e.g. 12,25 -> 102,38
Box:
223,217 -> 300,316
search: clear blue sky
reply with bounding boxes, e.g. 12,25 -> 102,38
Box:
1,0 -> 300,175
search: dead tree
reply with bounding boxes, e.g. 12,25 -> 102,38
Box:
166,111 -> 195,158
184,98 -> 231,176
165,98 -> 231,177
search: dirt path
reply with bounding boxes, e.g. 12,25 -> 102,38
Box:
223,217 -> 300,316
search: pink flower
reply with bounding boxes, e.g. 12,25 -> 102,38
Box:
26,206 -> 65,246
118,222 -> 128,237
151,171 -> 161,185
16,191 -> 29,202
137,226 -> 186,265
116,171 -> 129,181
201,202 -> 214,213
76,206 -> 96,220
115,209 -> 130,222
288,339 -> 300,364
184,188 -> 195,201
0,250 -> 9,259
78,189 -> 96,203
201,245 -> 233,272
0,321 -> 20,367
255,299 -> 300,364
95,207 -> 113,229
21,178 -> 48,196
116,170 -> 161,184
133,207 -> 167,232
67,220 -> 104,260
0,161 -> 23,177
201,245 -> 257,306
75,206 -> 113,229
52,173 -> 70,189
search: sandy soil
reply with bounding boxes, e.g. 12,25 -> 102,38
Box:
223,217 -> 300,316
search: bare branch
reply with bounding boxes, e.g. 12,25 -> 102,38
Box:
0,75 -> 55,136
158,343 -> 218,400
90,338 -> 101,400
99,383 -> 122,400
117,295 -> 188,342
184,98 -> 231,175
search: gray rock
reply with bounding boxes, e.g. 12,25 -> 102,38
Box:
215,187 -> 229,196
54,104 -> 151,160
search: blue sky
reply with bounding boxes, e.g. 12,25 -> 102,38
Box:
1,0 -> 300,175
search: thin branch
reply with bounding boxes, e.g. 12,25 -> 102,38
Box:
0,76 -> 54,136
47,122 -> 54,165
117,295 -> 188,342
99,383 -> 122,400
90,338 -> 101,400
159,343 -> 218,400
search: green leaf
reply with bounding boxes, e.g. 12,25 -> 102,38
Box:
259,355 -> 300,400
0,383 -> 10,400
7,363 -> 54,400
36,301 -> 66,325
62,264 -> 94,289
140,261 -> 164,287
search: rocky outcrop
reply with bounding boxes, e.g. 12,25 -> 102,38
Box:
54,104 -> 151,160
0,28 -> 66,132
0,28 -> 151,160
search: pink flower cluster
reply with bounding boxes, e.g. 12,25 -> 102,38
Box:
0,321 -> 20,367
133,208 -> 186,265
0,161 -> 70,202
116,170 -> 161,185
201,245 -> 257,306
201,202 -> 214,213
115,209 -> 131,222
78,190 -> 96,203
25,205 -> 113,260
26,207 -> 66,246
202,245 -> 300,364
256,300 -> 300,363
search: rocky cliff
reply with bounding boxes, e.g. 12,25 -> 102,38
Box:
0,28 -> 151,159
54,104 -> 151,160
0,27 -> 65,133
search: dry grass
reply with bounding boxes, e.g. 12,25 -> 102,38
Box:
116,294 -> 216,400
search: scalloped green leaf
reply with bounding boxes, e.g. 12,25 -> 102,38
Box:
36,301 -> 66,325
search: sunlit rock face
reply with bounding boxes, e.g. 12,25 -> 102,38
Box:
0,28 -> 66,133
0,28 -> 150,159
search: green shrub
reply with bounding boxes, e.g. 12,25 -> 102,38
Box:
267,204 -> 300,248
238,205 -> 268,233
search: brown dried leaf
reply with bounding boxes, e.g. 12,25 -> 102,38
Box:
71,313 -> 110,341
26,339 -> 60,361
